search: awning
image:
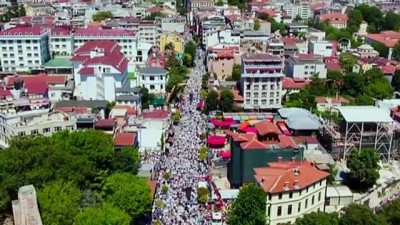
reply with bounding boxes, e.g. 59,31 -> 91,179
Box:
238,121 -> 250,130
241,116 -> 249,121
221,151 -> 231,159
207,135 -> 226,147
248,120 -> 260,126
243,127 -> 257,133
249,116 -> 257,120
233,116 -> 241,121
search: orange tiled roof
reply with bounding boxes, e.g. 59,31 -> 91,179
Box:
255,120 -> 282,136
254,161 -> 329,193
366,31 -> 400,48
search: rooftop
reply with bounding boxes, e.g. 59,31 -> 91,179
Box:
254,161 -> 329,193
335,106 -> 393,123
114,132 -> 136,146
74,28 -> 136,37
278,108 -> 322,130
0,26 -> 45,36
42,57 -> 73,68
138,67 -> 168,75
366,31 -> 400,48
242,53 -> 281,62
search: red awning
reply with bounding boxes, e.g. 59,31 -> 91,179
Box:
221,151 -> 231,159
207,135 -> 226,147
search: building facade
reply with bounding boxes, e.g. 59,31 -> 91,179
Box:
0,26 -> 50,72
240,54 -> 284,110
285,54 -> 327,80
137,67 -> 168,93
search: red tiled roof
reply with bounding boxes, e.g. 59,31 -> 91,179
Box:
6,74 -> 67,88
114,133 -> 136,146
95,119 -> 115,129
112,105 -> 137,115
366,31 -> 400,48
254,161 -> 329,193
256,9 -> 276,17
51,26 -> 71,36
0,26 -> 44,36
282,37 -> 296,45
315,96 -> 349,104
145,6 -> 163,13
78,67 -> 95,75
74,40 -> 121,55
0,89 -> 11,97
325,63 -> 342,71
282,77 -> 310,89
242,53 -> 281,62
381,64 -> 396,75
83,54 -> 129,73
142,110 -> 169,119
319,12 -> 348,22
255,120 -> 282,136
240,138 -> 269,149
75,28 -> 136,37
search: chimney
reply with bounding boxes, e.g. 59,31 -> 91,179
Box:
291,157 -> 295,163
261,177 -> 265,183
278,156 -> 283,162
293,167 -> 300,175
294,180 -> 300,189
284,181 -> 289,190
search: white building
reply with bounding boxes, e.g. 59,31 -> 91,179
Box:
138,21 -> 161,46
309,41 -> 333,57
160,16 -> 186,33
205,29 -> 241,50
137,67 -> 168,93
240,53 -> 284,110
71,41 -> 130,102
285,54 -> 327,80
73,28 -> 137,62
12,185 -> 43,225
254,160 -> 329,225
0,109 -> 77,148
242,31 -> 269,43
0,27 -> 51,72
201,16 -> 226,46
49,27 -> 74,56
282,3 -> 311,20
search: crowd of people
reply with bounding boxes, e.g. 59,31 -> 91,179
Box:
152,47 -> 210,224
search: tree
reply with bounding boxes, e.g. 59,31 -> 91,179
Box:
165,52 -> 181,68
38,180 -> 82,225
103,173 -> 152,221
347,148 -> 380,192
294,15 -> 302,22
382,11 -> 400,31
183,53 -> 193,67
219,89 -> 234,112
201,89 -> 208,99
355,4 -> 383,32
392,69 -> 400,91
257,13 -> 269,20
215,0 -> 224,6
74,204 -> 131,225
197,187 -> 209,204
205,90 -> 218,112
254,19 -> 261,31
365,80 -> 393,99
231,64 -> 241,81
92,11 -> 113,21
295,212 -> 339,225
111,147 -> 140,174
327,70 -> 343,80
143,12 -> 164,20
340,204 -> 388,225
227,184 -> 267,225
392,43 -> 400,61
379,199 -> 400,225
341,72 -> 365,97
371,42 -> 389,58
347,9 -> 363,34
18,5 -> 26,17
140,86 -> 151,109
339,53 -> 358,72
183,41 -> 196,66
354,95 -> 374,105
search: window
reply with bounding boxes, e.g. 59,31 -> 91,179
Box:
18,131 -> 25,136
31,129 -> 39,135
278,193 -> 282,200
43,128 -> 50,133
66,126 -> 74,131
289,192 -> 293,199
312,195 -> 315,205
142,76 -> 145,81
305,199 -> 308,209
287,205 -> 292,215
298,202 -> 301,212
150,76 -> 155,81
318,192 -> 321,202
150,85 -> 155,90
277,206 -> 282,217
160,76 -> 163,80
55,126 -> 62,131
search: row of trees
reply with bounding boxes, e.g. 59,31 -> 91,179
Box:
0,130 -> 152,224
92,11 -> 114,22
285,64 -> 394,110
205,89 -> 234,112
0,5 -> 25,22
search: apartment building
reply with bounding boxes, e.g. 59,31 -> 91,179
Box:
205,29 -> 240,50
318,12 -> 348,29
137,67 -> 168,93
71,41 -> 130,101
73,28 -> 137,61
201,16 -> 226,46
254,160 -> 329,225
0,26 -> 51,72
285,54 -> 327,80
241,31 -> 269,43
282,3 -> 311,20
115,17 -> 140,32
138,20 -> 160,46
191,0 -> 214,10
160,16 -> 186,33
308,40 -> 334,57
240,53 -> 284,110
267,38 -> 284,57
207,46 -> 240,80
49,26 -> 74,56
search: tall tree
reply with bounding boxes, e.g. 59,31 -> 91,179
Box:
371,42 -> 389,58
103,173 -> 152,221
295,212 -> 340,225
378,199 -> 400,225
37,180 -> 82,225
74,204 -> 132,225
205,90 -> 219,111
183,41 -> 196,66
254,19 -> 261,31
391,43 -> 400,61
347,9 -> 363,34
347,148 -> 380,192
227,184 -> 267,225
382,11 -> 400,31
341,72 -> 365,97
219,89 -> 234,112
392,69 -> 400,91
340,204 -> 388,225
231,64 -> 242,81
339,53 -> 358,72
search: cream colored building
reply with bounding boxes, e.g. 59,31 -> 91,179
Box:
159,33 -> 184,54
254,160 -> 329,225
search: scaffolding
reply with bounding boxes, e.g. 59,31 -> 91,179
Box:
323,106 -> 394,162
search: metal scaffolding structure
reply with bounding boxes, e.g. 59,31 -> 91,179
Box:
323,106 -> 394,162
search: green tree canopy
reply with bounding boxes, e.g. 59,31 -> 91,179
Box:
215,0 -> 224,6
341,72 -> 365,96
227,184 -> 267,225
371,42 -> 389,58
219,89 -> 234,112
254,19 -> 261,30
143,12 -> 164,20
295,211 -> 340,225
347,148 -> 381,192
327,70 -> 343,80
392,43 -> 400,62
74,204 -> 132,225
38,180 -> 82,225
339,53 -> 358,72
92,11 -> 113,21
231,64 -> 242,81
340,204 -> 388,225
205,90 -> 219,112
378,199 -> 400,225
347,9 -> 363,34
184,41 -> 196,66
102,173 -> 152,221
392,69 -> 400,91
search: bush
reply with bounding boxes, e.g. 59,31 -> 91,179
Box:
155,199 -> 165,208
162,172 -> 170,180
161,185 -> 169,194
197,187 -> 209,204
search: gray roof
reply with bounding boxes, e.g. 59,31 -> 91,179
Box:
138,67 -> 168,75
335,106 -> 393,123
116,87 -> 141,93
115,95 -> 140,101
55,100 -> 108,108
278,108 -> 322,130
